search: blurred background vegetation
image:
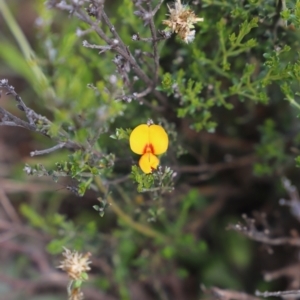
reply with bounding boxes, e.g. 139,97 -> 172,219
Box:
1,0 -> 300,299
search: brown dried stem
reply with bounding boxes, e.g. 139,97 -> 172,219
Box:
0,80 -> 82,153
256,289 -> 300,298
204,286 -> 260,300
49,1 -> 168,106
227,214 -> 300,247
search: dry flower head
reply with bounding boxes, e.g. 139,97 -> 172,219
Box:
163,0 -> 203,43
58,247 -> 92,281
70,288 -> 84,300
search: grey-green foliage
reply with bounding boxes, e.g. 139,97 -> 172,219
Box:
3,0 -> 300,213
159,0 -> 300,133
3,0 -> 300,297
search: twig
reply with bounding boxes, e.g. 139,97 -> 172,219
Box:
146,1 -> 160,83
152,0 -> 165,16
2,240 -> 52,273
187,194 -> 229,232
256,289 -> 300,298
263,263 -> 300,282
0,178 -> 63,194
116,87 -> 150,101
104,174 -> 130,186
0,219 -> 47,240
30,142 -> 67,157
0,80 -> 83,154
82,40 -> 114,54
0,272 -> 117,300
174,154 -> 256,173
101,10 -> 129,53
77,8 -> 154,87
279,177 -> 300,222
0,188 -> 21,224
115,89 -> 164,111
50,1 -> 168,106
94,176 -> 166,240
0,106 -> 36,131
0,232 -> 18,243
204,286 -> 260,300
132,33 -> 168,43
0,79 -> 48,132
227,214 -> 300,247
134,86 -> 152,98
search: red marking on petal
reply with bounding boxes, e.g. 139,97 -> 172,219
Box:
142,144 -> 147,154
142,143 -> 155,154
149,143 -> 154,153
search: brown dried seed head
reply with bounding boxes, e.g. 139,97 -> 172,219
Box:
163,0 -> 203,43
58,248 -> 92,281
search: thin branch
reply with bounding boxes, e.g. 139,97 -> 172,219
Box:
69,5 -> 168,105
279,177 -> 300,222
0,232 -> 18,243
101,10 -> 129,53
0,79 -> 48,131
0,80 -> 83,154
0,219 -> 47,240
0,121 -> 26,127
133,0 -> 160,83
174,154 -> 256,174
187,193 -> 230,232
48,1 -> 169,109
0,178 -> 61,194
135,49 -> 156,75
0,188 -> 21,224
2,240 -> 52,273
30,142 -> 67,157
82,40 -> 114,54
114,88 -> 165,111
0,106 -> 36,131
105,174 -> 130,185
263,263 -> 300,282
115,87 -> 152,101
204,286 -> 260,300
256,289 -> 300,298
89,24 -> 155,89
147,1 -> 160,83
94,176 -> 166,240
132,33 -> 168,43
134,86 -> 152,98
154,0 -> 165,15
0,271 -> 117,300
228,214 -> 300,247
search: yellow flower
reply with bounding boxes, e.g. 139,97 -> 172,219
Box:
129,124 -> 169,174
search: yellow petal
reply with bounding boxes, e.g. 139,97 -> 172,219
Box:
129,124 -> 150,154
139,153 -> 159,174
149,125 -> 169,155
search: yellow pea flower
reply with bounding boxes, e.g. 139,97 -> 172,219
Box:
129,124 -> 169,174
